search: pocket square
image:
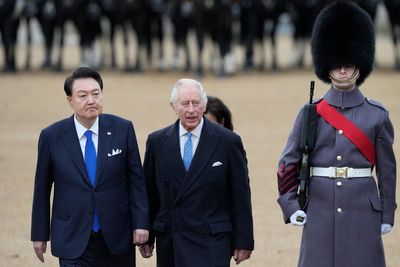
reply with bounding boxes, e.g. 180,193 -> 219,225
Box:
212,161 -> 223,167
108,149 -> 122,157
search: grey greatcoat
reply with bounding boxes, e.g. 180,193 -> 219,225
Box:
277,87 -> 397,267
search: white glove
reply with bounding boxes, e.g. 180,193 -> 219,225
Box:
381,223 -> 392,235
290,210 -> 307,226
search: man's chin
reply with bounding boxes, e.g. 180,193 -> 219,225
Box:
87,110 -> 100,116
185,121 -> 200,130
84,113 -> 100,121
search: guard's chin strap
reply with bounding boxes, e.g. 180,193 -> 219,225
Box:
329,68 -> 360,84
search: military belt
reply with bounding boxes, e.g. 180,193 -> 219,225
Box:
310,167 -> 371,178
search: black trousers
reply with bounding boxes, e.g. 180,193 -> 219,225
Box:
59,231 -> 135,267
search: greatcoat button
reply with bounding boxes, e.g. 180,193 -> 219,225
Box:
337,181 -> 342,187
336,155 -> 342,161
337,208 -> 343,213
338,130 -> 343,135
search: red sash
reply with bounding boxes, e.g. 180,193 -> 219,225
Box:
316,99 -> 376,166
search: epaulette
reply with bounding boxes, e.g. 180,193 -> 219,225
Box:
365,98 -> 387,112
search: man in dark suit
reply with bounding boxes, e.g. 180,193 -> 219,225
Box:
139,78 -> 254,266
31,67 -> 150,266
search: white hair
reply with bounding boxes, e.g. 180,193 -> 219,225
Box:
170,78 -> 208,105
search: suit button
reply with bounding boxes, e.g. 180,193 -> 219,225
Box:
337,208 -> 343,213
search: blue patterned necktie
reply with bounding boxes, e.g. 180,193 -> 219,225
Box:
183,132 -> 193,171
84,130 -> 100,232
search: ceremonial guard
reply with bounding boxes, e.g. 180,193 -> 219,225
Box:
277,1 -> 397,267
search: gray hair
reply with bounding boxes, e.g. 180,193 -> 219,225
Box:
170,78 -> 208,105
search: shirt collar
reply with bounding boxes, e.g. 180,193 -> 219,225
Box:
323,86 -> 365,108
179,117 -> 204,138
74,116 -> 99,139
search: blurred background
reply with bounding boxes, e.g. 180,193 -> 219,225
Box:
0,0 -> 399,75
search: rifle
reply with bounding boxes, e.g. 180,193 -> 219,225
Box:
298,81 -> 318,214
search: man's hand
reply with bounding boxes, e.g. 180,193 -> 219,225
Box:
233,248 -> 252,265
33,241 -> 47,262
139,244 -> 154,258
133,229 -> 149,245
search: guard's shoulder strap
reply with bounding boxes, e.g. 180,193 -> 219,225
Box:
365,98 -> 388,112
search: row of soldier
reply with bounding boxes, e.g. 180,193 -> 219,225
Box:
1,0 -> 400,75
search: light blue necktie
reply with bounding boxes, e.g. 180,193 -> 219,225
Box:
183,132 -> 193,171
84,130 -> 100,232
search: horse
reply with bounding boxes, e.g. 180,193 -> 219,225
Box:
0,0 -> 21,72
287,0 -> 323,68
124,0 -> 152,72
169,0 -> 238,77
53,0 -> 91,71
145,0 -> 168,70
383,0 -> 400,70
253,0 -> 288,71
80,0 -> 102,68
169,0 -> 196,72
98,0 -> 131,70
29,0 -> 57,69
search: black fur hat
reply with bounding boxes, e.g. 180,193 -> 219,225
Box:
311,1 -> 375,85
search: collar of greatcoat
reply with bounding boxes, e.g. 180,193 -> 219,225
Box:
323,86 -> 365,108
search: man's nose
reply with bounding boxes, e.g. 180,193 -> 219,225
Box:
187,102 -> 195,111
87,95 -> 95,103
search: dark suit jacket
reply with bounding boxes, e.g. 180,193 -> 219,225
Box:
143,118 -> 254,267
31,114 -> 149,259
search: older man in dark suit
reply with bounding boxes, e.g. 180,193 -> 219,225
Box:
31,67 -> 149,266
139,78 -> 254,266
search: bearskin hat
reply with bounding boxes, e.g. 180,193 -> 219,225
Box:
311,1 -> 375,85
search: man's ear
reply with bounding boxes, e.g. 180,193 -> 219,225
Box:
200,103 -> 207,114
170,102 -> 177,114
67,96 -> 72,108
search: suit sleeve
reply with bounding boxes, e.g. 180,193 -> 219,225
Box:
375,111 -> 397,225
127,122 -> 150,230
31,130 -> 54,241
228,135 -> 254,250
143,135 -> 159,244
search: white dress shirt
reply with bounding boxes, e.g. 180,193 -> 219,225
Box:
179,118 -> 204,159
74,116 -> 99,157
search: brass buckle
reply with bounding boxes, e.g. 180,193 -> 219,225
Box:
335,167 -> 348,178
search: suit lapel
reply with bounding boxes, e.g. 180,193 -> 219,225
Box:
95,115 -> 113,187
61,116 -> 91,186
175,119 -> 219,204
162,121 -> 186,183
